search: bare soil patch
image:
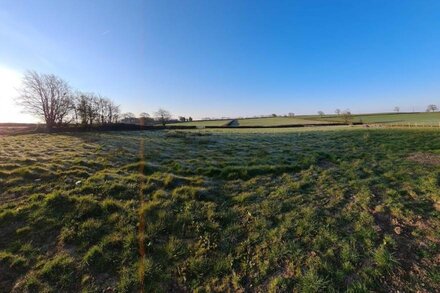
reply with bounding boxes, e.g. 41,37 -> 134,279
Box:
407,152 -> 440,166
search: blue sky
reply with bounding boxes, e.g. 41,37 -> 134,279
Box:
1,0 -> 440,122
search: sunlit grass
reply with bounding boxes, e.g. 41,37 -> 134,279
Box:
0,128 -> 439,291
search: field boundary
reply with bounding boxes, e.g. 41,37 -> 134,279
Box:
205,122 -> 357,129
1,122 -> 369,135
0,123 -> 198,135
374,122 -> 440,128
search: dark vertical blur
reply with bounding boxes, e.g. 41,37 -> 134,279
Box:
137,2 -> 148,291
137,117 -> 146,293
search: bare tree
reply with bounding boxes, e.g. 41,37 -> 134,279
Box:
342,109 -> 353,124
96,96 -> 109,125
97,96 -> 120,125
188,117 -> 193,122
335,109 -> 341,115
16,70 -> 74,130
138,112 -> 153,125
74,93 -> 120,126
179,116 -> 186,122
288,112 -> 295,117
394,106 -> 400,113
86,95 -> 98,125
121,112 -> 137,124
426,104 -> 438,112
74,92 -> 100,126
155,108 -> 171,126
318,111 -> 324,118
74,94 -> 89,126
108,101 -> 120,123
122,112 -> 135,119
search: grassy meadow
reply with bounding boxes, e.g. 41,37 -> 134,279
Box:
171,112 -> 440,128
1,128 -> 440,292
236,117 -> 329,126
169,120 -> 232,127
170,116 -> 331,127
314,112 -> 440,125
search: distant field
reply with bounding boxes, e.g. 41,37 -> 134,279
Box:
171,116 -> 331,127
1,128 -> 439,292
169,119 -> 231,126
190,125 -> 353,134
316,112 -> 440,125
236,116 -> 330,126
171,113 -> 440,128
0,124 -> 40,135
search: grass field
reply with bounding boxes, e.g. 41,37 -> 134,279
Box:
236,117 -> 329,126
169,120 -> 231,127
1,128 -> 440,292
316,112 -> 440,125
170,117 -> 330,127
0,124 -> 40,136
171,112 -> 440,128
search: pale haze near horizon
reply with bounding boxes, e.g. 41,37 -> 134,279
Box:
0,66 -> 34,123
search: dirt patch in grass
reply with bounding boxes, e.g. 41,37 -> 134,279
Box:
317,159 -> 336,169
408,152 -> 440,166
372,209 -> 440,292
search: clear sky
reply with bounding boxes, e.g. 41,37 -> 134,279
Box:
1,0 -> 440,122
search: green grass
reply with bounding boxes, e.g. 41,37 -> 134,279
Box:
0,128 -> 439,291
170,116 -> 331,127
236,116 -> 330,126
169,119 -> 232,126
171,112 -> 440,127
315,112 -> 440,125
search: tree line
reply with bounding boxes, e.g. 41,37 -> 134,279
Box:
16,71 -> 178,130
16,71 -> 121,130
